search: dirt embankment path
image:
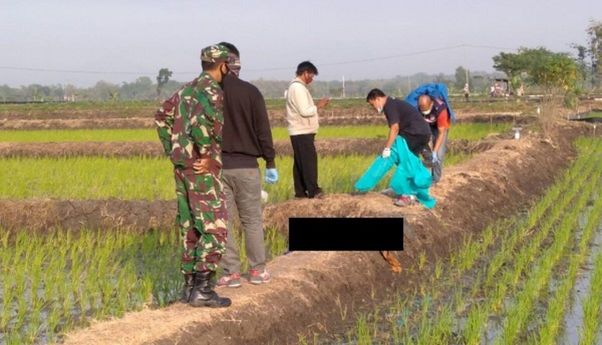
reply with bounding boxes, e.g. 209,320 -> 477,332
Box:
57,123 -> 589,345
0,138 -> 496,159
0,112 -> 527,130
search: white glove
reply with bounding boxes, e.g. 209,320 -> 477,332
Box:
382,147 -> 391,158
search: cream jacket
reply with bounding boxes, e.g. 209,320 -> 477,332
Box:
285,77 -> 319,135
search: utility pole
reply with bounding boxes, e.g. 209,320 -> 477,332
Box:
342,75 -> 346,98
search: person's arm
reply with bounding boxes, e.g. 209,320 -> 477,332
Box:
380,123 -> 399,158
252,89 -> 276,169
433,109 -> 450,153
385,123 -> 399,149
289,83 -> 318,117
154,93 -> 178,155
191,91 -> 223,175
433,127 -> 447,153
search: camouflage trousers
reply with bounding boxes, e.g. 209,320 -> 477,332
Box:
174,168 -> 228,274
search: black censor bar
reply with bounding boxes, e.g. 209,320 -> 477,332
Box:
288,217 -> 404,251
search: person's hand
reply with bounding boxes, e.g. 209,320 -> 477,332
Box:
382,147 -> 391,158
265,168 -> 279,184
432,152 -> 440,164
317,97 -> 330,109
193,158 -> 211,175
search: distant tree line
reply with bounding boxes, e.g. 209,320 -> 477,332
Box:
0,70 -> 507,103
0,76 -> 184,103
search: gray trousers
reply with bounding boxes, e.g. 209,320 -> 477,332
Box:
220,168 -> 266,274
432,130 -> 448,183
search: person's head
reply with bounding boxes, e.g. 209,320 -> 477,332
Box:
218,41 -> 241,77
200,44 -> 230,83
366,88 -> 387,113
295,61 -> 319,84
418,94 -> 434,115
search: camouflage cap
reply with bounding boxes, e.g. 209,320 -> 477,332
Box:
200,44 -> 229,63
226,52 -> 241,76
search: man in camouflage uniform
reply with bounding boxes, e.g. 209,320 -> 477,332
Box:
155,44 -> 231,308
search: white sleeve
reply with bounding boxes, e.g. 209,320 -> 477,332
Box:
289,83 -> 317,118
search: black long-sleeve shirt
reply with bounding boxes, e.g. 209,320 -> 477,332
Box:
221,74 -> 276,169
383,97 -> 431,137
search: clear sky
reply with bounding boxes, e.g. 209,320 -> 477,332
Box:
1,0 -> 600,86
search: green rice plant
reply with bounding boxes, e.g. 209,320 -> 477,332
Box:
494,170 -> 598,345
417,252 -> 427,271
0,274 -> 15,331
60,280 -> 74,328
414,304 -> 454,345
0,129 -> 158,143
29,247 -> 46,307
447,122 -> 513,141
265,226 -> 288,259
463,303 -> 488,345
399,138 -> 601,345
434,260 -> 443,280
25,303 -> 42,344
457,234 -> 480,271
0,230 -> 9,248
439,139 -> 598,342
140,276 -> 154,307
46,300 -> 62,340
333,138 -> 602,345
413,295 -> 434,345
579,250 -> 602,345
532,194 -> 602,345
484,153 -> 598,290
4,331 -> 24,345
0,153 -> 466,202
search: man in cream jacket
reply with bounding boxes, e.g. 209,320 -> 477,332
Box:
285,61 -> 329,198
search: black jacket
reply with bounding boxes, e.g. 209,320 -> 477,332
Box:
222,74 -> 276,169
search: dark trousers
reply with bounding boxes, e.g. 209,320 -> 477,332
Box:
290,133 -> 320,197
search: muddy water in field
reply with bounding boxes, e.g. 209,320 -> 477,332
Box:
481,198 -> 601,345
327,193 -> 602,345
560,204 -> 602,345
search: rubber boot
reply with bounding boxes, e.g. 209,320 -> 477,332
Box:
189,271 -> 232,308
180,273 -> 195,303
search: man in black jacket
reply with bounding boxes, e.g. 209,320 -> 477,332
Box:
195,42 -> 277,287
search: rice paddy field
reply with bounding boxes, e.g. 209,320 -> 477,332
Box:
0,123 -> 511,143
0,153 -> 472,203
1,100 -> 600,344
0,98 -> 535,119
317,138 -> 602,345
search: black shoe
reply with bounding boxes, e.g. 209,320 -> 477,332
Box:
189,271 -> 231,308
180,273 -> 195,303
308,187 -> 325,199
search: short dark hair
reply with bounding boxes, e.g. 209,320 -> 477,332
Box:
366,88 -> 386,102
201,61 -> 221,71
218,41 -> 239,57
296,61 -> 318,76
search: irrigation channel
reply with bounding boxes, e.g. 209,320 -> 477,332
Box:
312,137 -> 602,345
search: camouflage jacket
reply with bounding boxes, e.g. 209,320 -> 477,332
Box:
155,72 -> 224,172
